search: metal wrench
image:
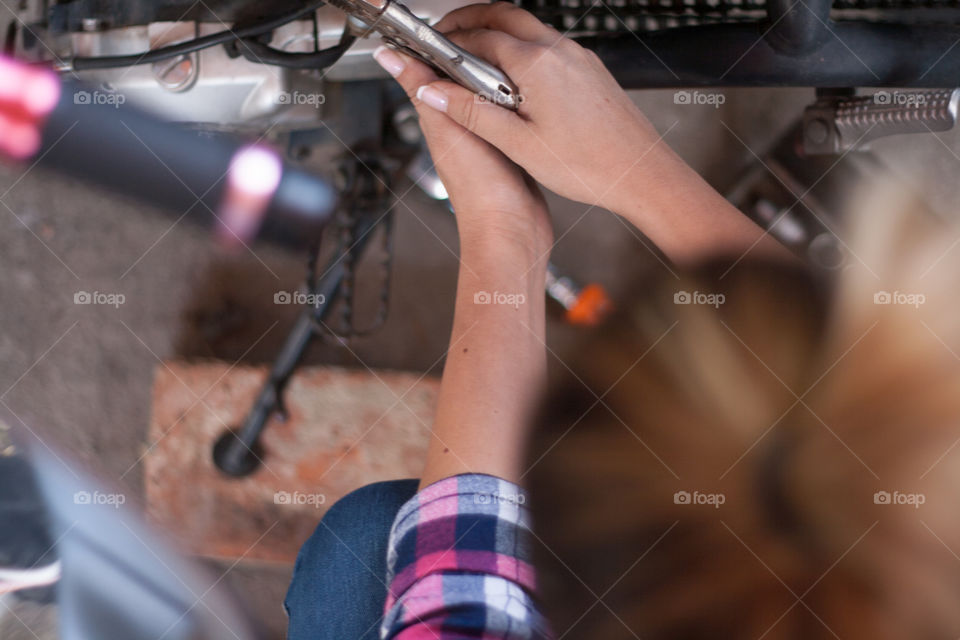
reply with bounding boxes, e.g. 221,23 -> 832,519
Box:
330,0 -> 521,110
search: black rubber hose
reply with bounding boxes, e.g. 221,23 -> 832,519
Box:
234,30 -> 356,69
70,1 -> 326,71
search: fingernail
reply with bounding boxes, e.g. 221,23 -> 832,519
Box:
373,45 -> 405,78
416,85 -> 448,112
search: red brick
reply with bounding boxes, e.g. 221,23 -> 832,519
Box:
144,362 -> 437,564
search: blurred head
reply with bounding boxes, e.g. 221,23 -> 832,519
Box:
527,184 -> 960,639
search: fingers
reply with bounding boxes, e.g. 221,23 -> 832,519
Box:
434,2 -> 559,44
412,79 -> 523,154
373,45 -> 438,101
374,43 -> 524,156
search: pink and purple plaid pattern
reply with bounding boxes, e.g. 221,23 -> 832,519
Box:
381,474 -> 552,639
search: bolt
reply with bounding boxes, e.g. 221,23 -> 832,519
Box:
152,54 -> 196,92
806,118 -> 830,145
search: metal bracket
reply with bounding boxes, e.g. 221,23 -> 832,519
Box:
802,89 -> 960,155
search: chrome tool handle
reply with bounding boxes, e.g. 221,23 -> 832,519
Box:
333,0 -> 520,110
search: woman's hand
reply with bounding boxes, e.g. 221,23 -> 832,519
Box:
373,44 -> 552,257
375,44 -> 552,487
409,3 -> 790,264
411,2 -> 662,215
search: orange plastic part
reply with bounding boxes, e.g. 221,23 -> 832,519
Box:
565,283 -> 613,327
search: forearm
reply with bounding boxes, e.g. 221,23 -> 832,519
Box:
419,224 -> 549,489
610,140 -> 789,266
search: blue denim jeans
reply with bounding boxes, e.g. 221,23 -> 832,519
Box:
284,479 -> 419,640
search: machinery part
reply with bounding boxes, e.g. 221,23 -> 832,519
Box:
807,231 -> 846,269
232,29 -> 357,69
578,23 -> 960,88
60,1 -> 326,71
18,1 -> 361,125
64,20 -> 329,125
766,0 -> 832,54
753,198 -> 808,246
519,0 -> 960,35
0,57 -> 337,247
315,158 -> 396,341
45,0 -> 960,35
21,0 -> 960,89
213,159 -> 395,477
751,196 -> 846,269
724,119 -> 881,271
212,255 -> 345,477
151,52 -> 197,92
510,0 -> 960,87
802,89 -> 960,155
329,0 -> 520,109
48,0 -> 309,31
212,301 -> 331,478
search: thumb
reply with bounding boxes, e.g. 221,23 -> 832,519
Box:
415,79 -> 523,155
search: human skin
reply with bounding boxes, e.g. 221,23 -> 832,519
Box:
415,2 -> 789,265
375,44 -> 550,487
372,6 -> 786,486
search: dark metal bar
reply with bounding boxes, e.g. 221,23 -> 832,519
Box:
212,185 -> 386,477
578,22 -> 960,87
766,0 -> 833,54
212,272 -> 340,477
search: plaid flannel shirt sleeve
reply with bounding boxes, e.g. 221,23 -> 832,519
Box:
380,473 -> 553,640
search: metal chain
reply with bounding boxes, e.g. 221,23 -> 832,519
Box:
308,160 -> 395,342
517,0 -> 960,33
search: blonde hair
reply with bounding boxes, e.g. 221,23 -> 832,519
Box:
527,182 -> 960,639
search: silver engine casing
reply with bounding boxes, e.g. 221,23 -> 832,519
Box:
26,1 -> 473,127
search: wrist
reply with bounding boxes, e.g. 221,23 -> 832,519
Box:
596,114 -> 676,213
457,209 -> 553,265
605,151 -> 780,264
601,138 -> 680,219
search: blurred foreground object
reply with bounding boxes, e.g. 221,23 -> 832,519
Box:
0,416 -> 262,640
0,55 -> 336,248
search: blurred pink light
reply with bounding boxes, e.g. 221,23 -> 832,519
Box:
23,71 -> 61,117
219,145 -> 283,246
6,122 -> 40,158
228,145 -> 282,197
0,57 -> 27,103
0,114 -> 39,160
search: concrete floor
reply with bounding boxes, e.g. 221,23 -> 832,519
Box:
1,84 -> 957,639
